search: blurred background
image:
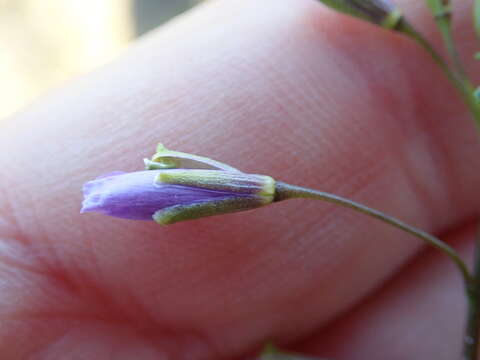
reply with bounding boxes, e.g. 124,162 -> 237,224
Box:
0,0 -> 200,120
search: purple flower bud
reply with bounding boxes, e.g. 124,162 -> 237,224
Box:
81,144 -> 277,224
81,169 -> 275,225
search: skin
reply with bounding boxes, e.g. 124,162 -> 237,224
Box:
0,0 -> 478,358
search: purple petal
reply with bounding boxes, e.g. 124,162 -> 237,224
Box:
81,170 -> 239,220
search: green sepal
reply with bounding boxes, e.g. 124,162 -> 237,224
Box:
156,143 -> 168,153
144,158 -> 176,170
155,169 -> 275,198
147,143 -> 241,172
153,197 -> 267,225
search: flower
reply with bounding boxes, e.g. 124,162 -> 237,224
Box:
81,145 -> 275,225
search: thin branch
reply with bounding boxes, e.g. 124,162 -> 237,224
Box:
274,181 -> 472,287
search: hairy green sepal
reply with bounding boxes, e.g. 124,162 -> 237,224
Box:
153,197 -> 268,225
156,170 -> 275,198
145,143 -> 240,172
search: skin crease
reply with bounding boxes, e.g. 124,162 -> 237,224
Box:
0,0 -> 479,358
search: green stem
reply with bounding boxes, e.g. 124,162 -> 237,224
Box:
464,229 -> 480,360
399,22 -> 480,129
274,181 -> 472,287
427,0 -> 470,85
411,6 -> 480,356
